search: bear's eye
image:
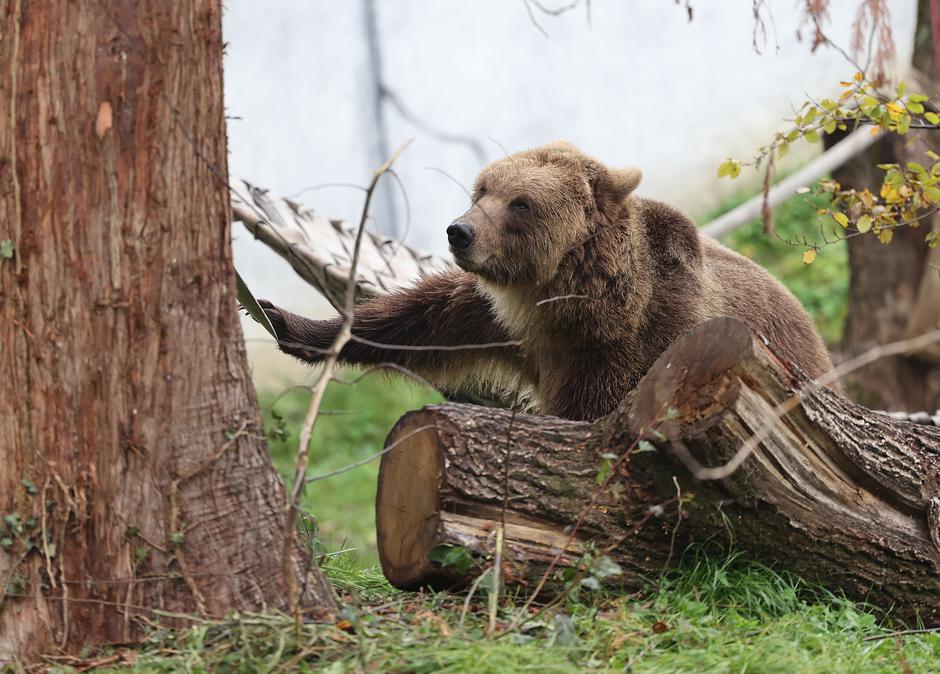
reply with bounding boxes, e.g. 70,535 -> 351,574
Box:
474,186 -> 486,202
509,198 -> 530,212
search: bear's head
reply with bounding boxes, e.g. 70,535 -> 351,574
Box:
447,141 -> 642,286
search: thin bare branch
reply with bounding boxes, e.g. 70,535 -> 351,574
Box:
304,424 -> 437,483
281,140 -> 413,620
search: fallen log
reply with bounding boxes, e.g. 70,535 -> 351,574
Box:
375,317 -> 940,623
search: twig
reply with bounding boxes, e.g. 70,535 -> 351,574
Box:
497,412 -> 669,637
518,494 -> 679,630
535,294 -> 591,306
380,85 -> 487,164
458,569 -> 492,630
303,424 -> 437,483
661,476 -> 684,575
282,140 -> 413,622
863,626 -> 940,641
488,526 -> 504,637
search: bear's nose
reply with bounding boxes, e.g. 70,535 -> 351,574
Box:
447,222 -> 475,252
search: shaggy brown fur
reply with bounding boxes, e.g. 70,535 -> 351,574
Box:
260,142 -> 835,421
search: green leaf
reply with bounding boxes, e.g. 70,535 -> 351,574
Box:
924,186 -> 940,203
860,96 -> 880,114
236,270 -> 277,338
898,114 -> 911,135
908,93 -> 929,103
0,240 -> 13,259
804,130 -> 820,144
634,440 -> 657,454
596,458 -> 612,485
590,555 -> 623,580
429,544 -> 473,575
907,102 -> 925,114
856,215 -> 872,233
925,111 -> 940,125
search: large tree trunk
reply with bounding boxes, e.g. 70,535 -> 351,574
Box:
377,318 -> 940,624
826,0 -> 940,410
0,0 -> 334,660
826,131 -> 940,410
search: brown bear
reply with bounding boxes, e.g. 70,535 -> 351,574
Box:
259,141 -> 835,421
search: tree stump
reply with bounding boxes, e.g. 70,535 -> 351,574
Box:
376,317 -> 940,623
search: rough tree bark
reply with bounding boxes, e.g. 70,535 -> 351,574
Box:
0,0 -> 335,660
377,318 -> 940,625
825,0 -> 940,410
826,130 -> 940,409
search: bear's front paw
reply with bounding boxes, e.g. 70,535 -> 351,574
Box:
257,299 -> 290,342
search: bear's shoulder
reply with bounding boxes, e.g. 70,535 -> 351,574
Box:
632,197 -> 703,268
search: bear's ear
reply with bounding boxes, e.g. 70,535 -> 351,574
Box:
543,140 -> 580,153
588,165 -> 643,216
609,167 -> 642,197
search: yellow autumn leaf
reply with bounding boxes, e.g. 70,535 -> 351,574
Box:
803,249 -> 817,264
832,212 -> 850,228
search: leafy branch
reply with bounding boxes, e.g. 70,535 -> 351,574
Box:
717,73 -> 940,260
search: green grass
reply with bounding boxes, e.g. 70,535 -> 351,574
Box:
259,373 -> 443,564
85,552 -> 940,673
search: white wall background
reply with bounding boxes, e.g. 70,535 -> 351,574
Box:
222,0 -> 917,385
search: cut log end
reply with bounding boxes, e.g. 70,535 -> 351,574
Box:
375,413 -> 443,588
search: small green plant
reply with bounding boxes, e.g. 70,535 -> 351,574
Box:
429,544 -> 475,575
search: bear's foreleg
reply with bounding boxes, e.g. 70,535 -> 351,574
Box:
259,271 -> 523,389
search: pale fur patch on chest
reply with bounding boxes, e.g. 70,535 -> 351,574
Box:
477,280 -> 541,340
